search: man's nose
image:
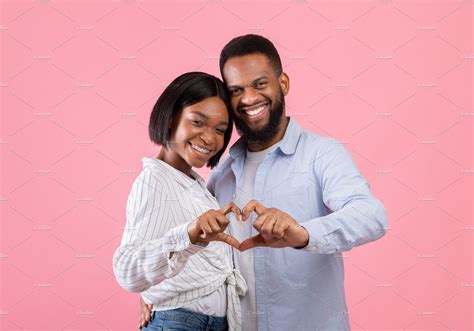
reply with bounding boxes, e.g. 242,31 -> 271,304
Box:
240,87 -> 259,105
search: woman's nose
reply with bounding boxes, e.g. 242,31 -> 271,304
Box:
199,128 -> 215,146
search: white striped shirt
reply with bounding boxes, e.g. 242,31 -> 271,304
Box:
113,158 -> 247,330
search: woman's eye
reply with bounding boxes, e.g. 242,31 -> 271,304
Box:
191,120 -> 202,126
216,128 -> 226,135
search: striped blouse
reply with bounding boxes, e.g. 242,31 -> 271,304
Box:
113,158 -> 247,331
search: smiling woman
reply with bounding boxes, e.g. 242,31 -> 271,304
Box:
113,72 -> 247,331
158,96 -> 229,174
148,72 -> 234,170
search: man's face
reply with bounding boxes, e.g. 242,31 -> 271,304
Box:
222,54 -> 289,144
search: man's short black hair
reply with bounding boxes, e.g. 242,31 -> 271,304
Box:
149,72 -> 233,168
219,34 -> 282,76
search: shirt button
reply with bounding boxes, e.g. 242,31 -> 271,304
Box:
309,246 -> 317,252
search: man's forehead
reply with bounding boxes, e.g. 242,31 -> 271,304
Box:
222,54 -> 273,85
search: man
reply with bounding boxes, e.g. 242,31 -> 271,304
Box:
142,34 -> 387,330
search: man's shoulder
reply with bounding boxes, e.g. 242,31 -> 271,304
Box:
207,153 -> 234,188
295,124 -> 341,154
212,153 -> 234,173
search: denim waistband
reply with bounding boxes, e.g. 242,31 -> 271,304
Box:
152,308 -> 228,330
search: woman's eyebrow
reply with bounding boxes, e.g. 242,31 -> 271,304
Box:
189,110 -> 207,118
189,110 -> 228,126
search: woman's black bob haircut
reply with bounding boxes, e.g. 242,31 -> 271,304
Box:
149,72 -> 233,169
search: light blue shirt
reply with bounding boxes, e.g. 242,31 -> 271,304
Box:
208,118 -> 387,330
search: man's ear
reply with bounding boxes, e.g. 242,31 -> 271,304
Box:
279,72 -> 290,96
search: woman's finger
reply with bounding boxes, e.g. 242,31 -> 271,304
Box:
208,218 -> 221,232
215,214 -> 230,229
221,202 -> 242,221
214,232 -> 240,250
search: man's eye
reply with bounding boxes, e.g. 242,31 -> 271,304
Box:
229,89 -> 241,96
256,82 -> 267,88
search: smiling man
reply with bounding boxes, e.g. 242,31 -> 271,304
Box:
206,34 -> 388,330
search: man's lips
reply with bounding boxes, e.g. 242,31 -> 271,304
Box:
239,102 -> 268,118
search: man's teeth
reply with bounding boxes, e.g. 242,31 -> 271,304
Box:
245,104 -> 266,116
191,144 -> 210,154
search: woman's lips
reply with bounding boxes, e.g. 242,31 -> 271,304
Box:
189,142 -> 211,155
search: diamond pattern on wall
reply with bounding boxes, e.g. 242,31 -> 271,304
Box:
136,32 -> 207,85
351,61 -> 418,112
51,31 -> 120,83
393,89 -> 461,139
392,203 -> 463,253
1,1 -> 472,330
351,3 -> 418,53
7,2 -> 76,54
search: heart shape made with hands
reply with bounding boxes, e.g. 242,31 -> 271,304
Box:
202,200 -> 308,252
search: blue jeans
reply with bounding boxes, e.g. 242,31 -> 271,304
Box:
143,308 -> 228,331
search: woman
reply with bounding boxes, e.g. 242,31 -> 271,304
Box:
113,72 -> 247,331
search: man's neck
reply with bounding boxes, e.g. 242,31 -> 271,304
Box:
247,117 -> 289,152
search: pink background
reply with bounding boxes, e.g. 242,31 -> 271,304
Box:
1,0 -> 472,330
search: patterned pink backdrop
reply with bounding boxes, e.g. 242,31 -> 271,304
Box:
1,0 -> 472,330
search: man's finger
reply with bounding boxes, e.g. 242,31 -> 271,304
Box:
272,220 -> 287,238
139,301 -> 152,328
253,213 -> 269,233
145,304 -> 152,324
259,217 -> 276,236
214,232 -> 241,250
239,234 -> 267,252
242,200 -> 266,221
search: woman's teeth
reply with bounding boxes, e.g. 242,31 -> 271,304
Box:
245,104 -> 266,116
190,143 -> 210,154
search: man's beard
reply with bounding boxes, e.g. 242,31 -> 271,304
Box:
234,91 -> 285,145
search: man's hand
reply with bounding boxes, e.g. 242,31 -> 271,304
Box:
187,202 -> 241,249
239,200 -> 309,252
139,297 -> 153,329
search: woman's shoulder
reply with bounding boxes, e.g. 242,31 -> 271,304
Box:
131,158 -> 176,190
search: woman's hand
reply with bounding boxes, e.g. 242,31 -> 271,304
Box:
187,202 -> 241,249
139,297 -> 153,329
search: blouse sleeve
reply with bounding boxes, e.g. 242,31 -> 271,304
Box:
113,169 -> 205,292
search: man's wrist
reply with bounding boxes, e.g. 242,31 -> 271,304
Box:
294,226 -> 309,249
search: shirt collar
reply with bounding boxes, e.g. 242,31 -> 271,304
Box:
229,117 -> 302,159
142,158 -> 205,189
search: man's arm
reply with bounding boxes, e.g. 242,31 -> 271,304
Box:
300,139 -> 387,254
239,139 -> 387,253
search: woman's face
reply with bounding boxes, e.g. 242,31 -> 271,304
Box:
163,96 -> 229,174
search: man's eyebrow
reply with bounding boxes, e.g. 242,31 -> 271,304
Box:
227,76 -> 269,89
189,110 -> 228,126
253,76 -> 268,82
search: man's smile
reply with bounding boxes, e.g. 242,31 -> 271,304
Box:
239,101 -> 269,119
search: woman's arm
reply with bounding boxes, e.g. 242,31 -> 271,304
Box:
113,169 -> 204,292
